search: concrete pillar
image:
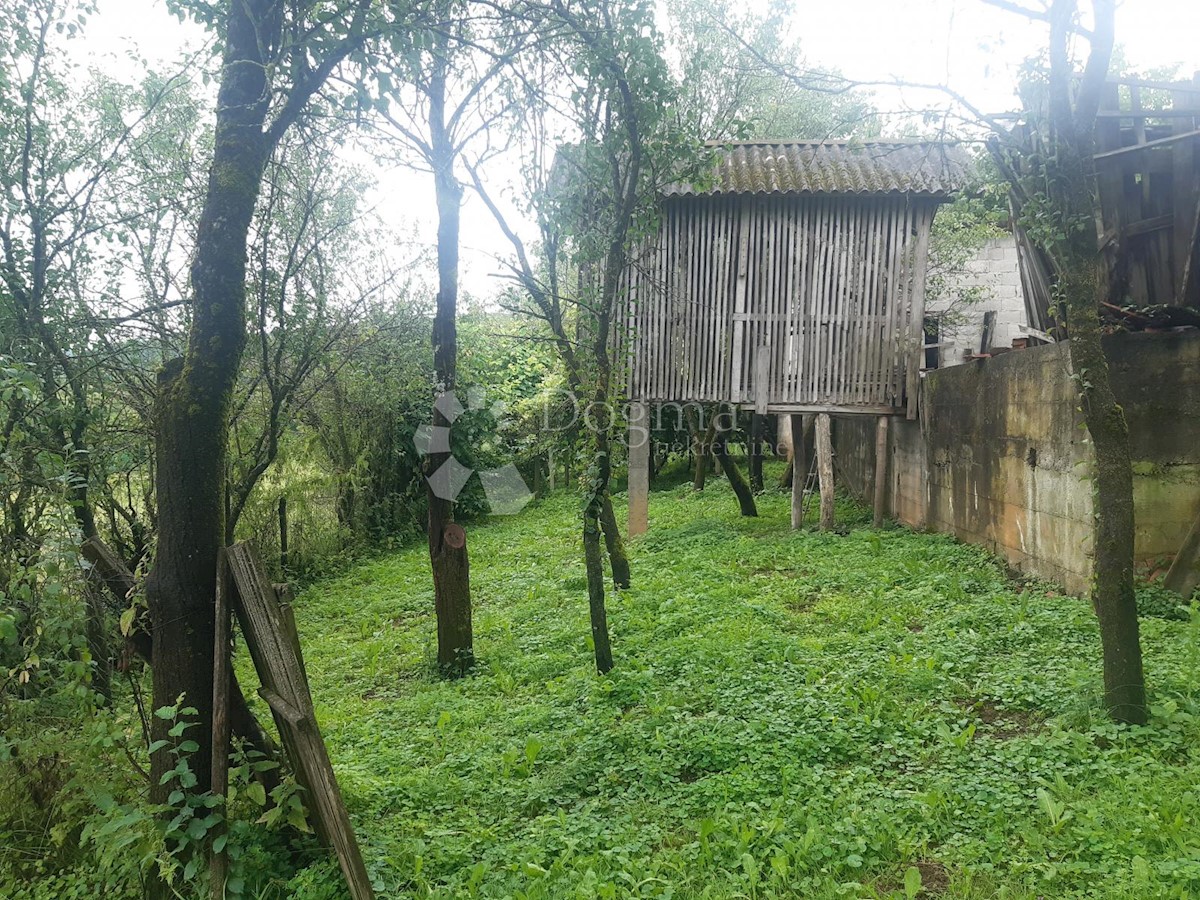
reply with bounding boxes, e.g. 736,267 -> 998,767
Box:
628,400 -> 650,536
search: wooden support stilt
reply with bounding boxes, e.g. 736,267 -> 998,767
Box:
816,413 -> 835,530
548,448 -> 556,491
790,414 -> 806,529
873,415 -> 889,529
628,400 -> 650,536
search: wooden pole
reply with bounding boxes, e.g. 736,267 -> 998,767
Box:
210,548 -> 233,897
873,415 -> 889,528
278,497 -> 288,572
816,413 -> 835,531
628,400 -> 650,536
547,448 -> 556,492
790,414 -> 806,529
749,412 -> 765,494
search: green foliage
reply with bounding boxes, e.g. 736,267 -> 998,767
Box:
665,0 -> 878,140
1,692 -> 311,899
1135,583 -> 1192,622
925,163 -> 1010,338
226,465 -> 1200,898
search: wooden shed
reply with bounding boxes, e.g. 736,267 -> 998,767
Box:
624,141 -> 969,418
1015,74 -> 1200,335
623,140 -> 969,535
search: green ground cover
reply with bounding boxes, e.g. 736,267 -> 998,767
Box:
278,469 -> 1200,899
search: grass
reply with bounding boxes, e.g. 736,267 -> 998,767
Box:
277,464 -> 1200,899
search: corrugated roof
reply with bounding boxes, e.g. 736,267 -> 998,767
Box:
665,141 -> 972,197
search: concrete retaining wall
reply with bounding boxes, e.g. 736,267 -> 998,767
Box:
833,330 -> 1200,594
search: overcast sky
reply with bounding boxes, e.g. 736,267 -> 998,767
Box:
81,0 -> 1200,299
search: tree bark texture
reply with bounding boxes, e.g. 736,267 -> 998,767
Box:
427,71 -> 473,677
142,0 -> 277,814
686,405 -> 715,491
714,410 -> 757,517
749,412 -> 765,493
600,494 -> 631,588
1051,0 -> 1143,723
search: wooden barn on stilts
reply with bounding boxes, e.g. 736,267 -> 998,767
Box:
624,141 -> 970,533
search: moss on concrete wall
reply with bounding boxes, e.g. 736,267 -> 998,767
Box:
834,331 -> 1200,594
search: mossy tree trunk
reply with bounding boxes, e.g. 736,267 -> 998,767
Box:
989,0 -> 1144,723
143,0 -> 275,808
426,61 -> 473,677
141,0 -> 375,848
599,495 -> 631,589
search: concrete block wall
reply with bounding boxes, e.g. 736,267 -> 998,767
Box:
833,331 -> 1200,595
927,235 -> 1028,366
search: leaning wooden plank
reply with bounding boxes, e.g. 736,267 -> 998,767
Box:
1093,128 -> 1200,161
1163,505 -> 1200,600
226,543 -> 375,900
1178,194 -> 1200,307
1173,84 -> 1199,302
210,549 -> 234,897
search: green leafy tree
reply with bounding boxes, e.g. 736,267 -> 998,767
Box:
665,0 -> 879,140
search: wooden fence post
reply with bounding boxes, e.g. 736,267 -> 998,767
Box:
816,413 -> 835,530
628,400 -> 650,536
790,414 -> 806,530
873,415 -> 889,528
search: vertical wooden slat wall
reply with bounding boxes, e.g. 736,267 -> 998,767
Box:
628,193 -> 939,413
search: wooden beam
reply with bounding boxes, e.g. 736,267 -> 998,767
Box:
815,413 -> 835,531
1093,129 -> 1200,162
1121,214 -> 1173,239
627,400 -> 650,536
754,402 -> 904,416
1096,108 -> 1200,119
753,345 -> 770,415
1018,324 -> 1057,344
1102,75 -> 1200,93
872,415 -> 889,529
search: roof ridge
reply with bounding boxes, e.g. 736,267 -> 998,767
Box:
705,138 -> 957,147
